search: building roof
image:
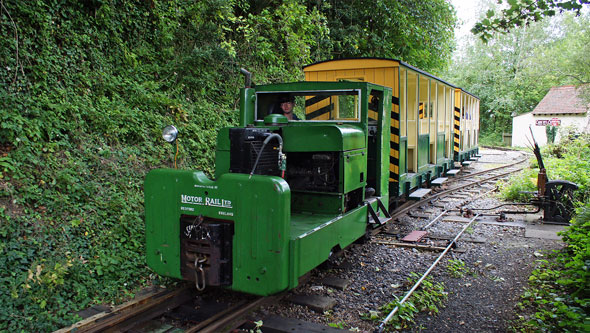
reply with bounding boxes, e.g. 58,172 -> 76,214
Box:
532,85 -> 588,115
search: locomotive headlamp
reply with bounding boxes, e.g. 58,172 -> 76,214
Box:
162,125 -> 178,143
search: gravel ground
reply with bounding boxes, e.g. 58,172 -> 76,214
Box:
254,148 -> 563,332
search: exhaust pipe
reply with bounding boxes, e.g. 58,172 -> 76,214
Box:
240,68 -> 252,88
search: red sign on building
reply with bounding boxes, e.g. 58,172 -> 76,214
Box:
536,118 -> 561,126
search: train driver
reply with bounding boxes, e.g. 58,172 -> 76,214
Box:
278,95 -> 299,120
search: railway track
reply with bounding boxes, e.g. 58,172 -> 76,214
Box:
56,287 -> 267,332
372,152 -> 531,330
57,152 -> 529,333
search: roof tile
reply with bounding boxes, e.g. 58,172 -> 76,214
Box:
532,85 -> 589,115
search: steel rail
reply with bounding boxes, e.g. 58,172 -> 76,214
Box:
374,157 -> 527,331
452,156 -> 527,182
456,186 -> 498,209
195,295 -> 277,332
54,286 -> 192,333
420,210 -> 448,230
382,162 -> 526,229
375,214 -> 480,333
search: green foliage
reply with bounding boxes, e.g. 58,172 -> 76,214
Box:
515,203 -> 590,332
314,0 -> 457,73
365,273 -> 447,330
0,1 -> 458,330
446,259 -> 471,278
498,134 -> 590,203
472,0 -> 589,43
446,7 -> 590,145
497,167 -> 538,201
327,321 -> 346,329
0,0 -> 316,330
479,131 -> 507,147
545,125 -> 557,144
543,134 -> 590,203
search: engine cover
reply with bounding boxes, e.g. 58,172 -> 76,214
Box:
229,128 -> 280,176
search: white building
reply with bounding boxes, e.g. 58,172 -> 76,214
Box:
512,85 -> 589,147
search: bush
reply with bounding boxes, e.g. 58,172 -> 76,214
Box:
509,133 -> 590,332
516,204 -> 590,332
498,134 -> 590,204
0,1 -> 320,330
543,134 -> 590,203
497,167 -> 538,201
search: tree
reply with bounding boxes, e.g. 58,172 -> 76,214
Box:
447,20 -> 554,141
472,0 -> 590,43
307,0 -> 457,73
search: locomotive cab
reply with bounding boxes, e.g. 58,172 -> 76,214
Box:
145,81 -> 392,295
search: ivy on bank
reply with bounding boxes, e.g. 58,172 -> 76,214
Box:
0,0 -> 458,330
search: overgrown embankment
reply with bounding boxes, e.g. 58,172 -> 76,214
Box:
0,1 -> 306,330
0,0 -> 458,330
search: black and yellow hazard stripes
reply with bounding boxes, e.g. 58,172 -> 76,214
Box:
389,96 -> 400,183
418,102 -> 424,119
305,95 -> 332,120
453,106 -> 461,159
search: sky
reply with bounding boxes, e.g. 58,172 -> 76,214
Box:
451,0 -> 481,42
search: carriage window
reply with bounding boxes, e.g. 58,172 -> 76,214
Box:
256,90 -> 361,122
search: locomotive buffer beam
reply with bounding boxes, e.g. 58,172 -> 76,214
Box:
366,197 -> 392,226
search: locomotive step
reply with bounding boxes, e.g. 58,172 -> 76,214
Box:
431,177 -> 448,186
408,188 -> 431,200
366,197 -> 392,225
445,169 -> 461,176
462,161 -> 473,166
368,214 -> 391,225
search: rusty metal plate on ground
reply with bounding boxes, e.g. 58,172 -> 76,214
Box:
402,230 -> 428,242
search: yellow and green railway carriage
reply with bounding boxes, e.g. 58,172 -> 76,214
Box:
303,58 -> 479,199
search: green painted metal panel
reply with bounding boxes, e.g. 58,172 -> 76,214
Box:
282,125 -> 365,152
214,150 -> 230,179
239,88 -> 256,126
437,133 -> 445,163
399,137 -> 407,176
145,170 -> 291,296
343,149 -> 366,193
417,134 -> 430,169
292,192 -> 343,214
216,127 -> 231,151
291,207 -> 366,278
403,173 -> 422,189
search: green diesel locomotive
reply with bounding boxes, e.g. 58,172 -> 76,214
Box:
145,59 -> 479,296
